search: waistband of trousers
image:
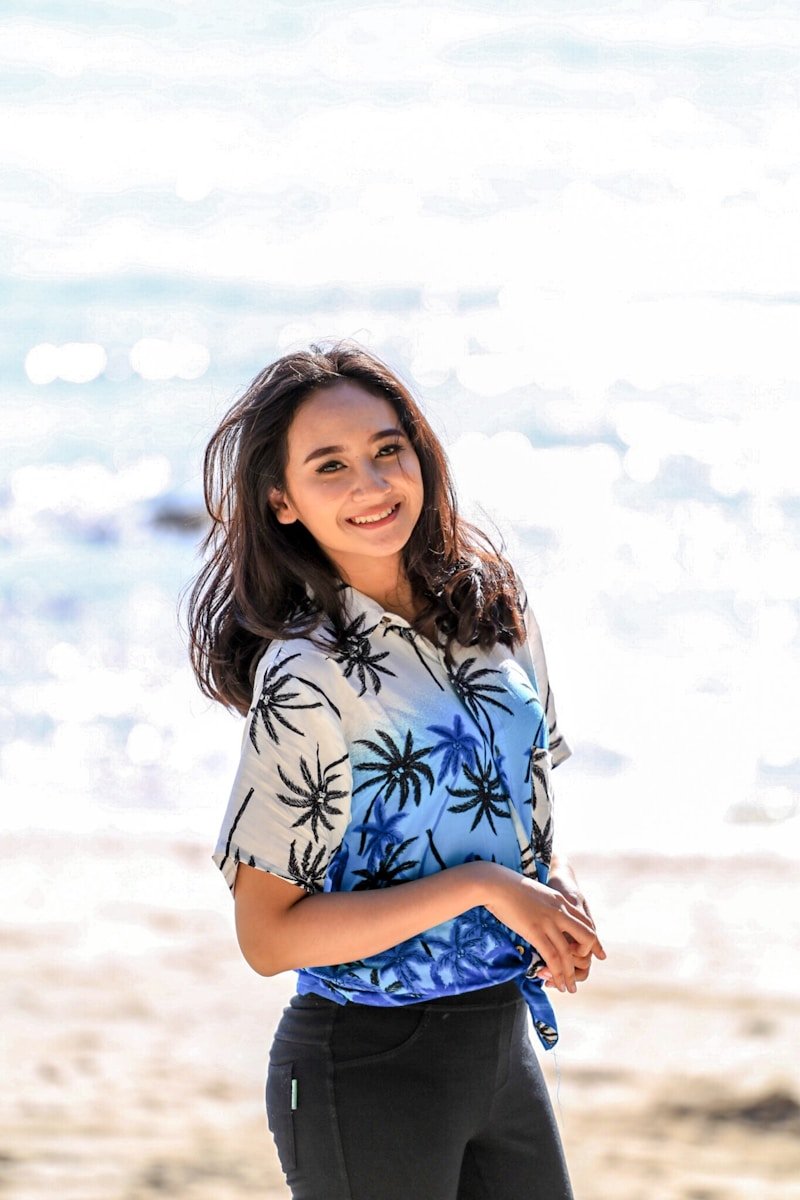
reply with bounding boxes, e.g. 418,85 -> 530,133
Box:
293,980 -> 522,1013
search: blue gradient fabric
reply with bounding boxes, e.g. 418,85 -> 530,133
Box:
213,576 -> 572,1050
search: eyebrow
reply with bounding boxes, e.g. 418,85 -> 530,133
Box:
302,427 -> 406,465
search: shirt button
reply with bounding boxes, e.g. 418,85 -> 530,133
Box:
515,944 -> 525,956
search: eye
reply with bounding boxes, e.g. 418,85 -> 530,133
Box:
376,442 -> 403,458
316,459 -> 344,474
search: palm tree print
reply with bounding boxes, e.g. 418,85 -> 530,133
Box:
520,826 -> 551,881
232,845 -> 256,868
447,657 -> 513,742
426,923 -> 493,988
328,612 -> 396,696
336,959 -> 369,981
534,1019 -> 558,1048
530,746 -> 553,865
228,580 -> 572,1052
353,729 -> 435,816
358,958 -> 415,995
351,837 -> 419,889
249,653 -> 340,753
532,811 -> 553,867
276,746 -> 349,840
525,950 -> 547,978
522,744 -> 533,788
287,838 -> 329,892
351,797 -> 408,867
521,703 -> 548,784
457,904 -> 506,952
317,976 -> 355,1000
375,941 -> 432,992
325,843 -> 349,892
426,714 -> 480,784
447,751 -> 512,834
218,785 -> 255,876
424,828 -> 447,871
531,749 -> 551,800
519,837 -> 537,879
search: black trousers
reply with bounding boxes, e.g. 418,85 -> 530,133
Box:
266,982 -> 574,1200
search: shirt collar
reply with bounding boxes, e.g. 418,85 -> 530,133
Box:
303,578 -> 413,630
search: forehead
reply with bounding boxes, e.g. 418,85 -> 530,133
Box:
287,382 -> 398,452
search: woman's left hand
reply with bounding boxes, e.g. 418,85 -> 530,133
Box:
536,856 -> 599,987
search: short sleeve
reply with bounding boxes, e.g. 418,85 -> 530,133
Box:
514,575 -> 572,769
212,642 -> 352,895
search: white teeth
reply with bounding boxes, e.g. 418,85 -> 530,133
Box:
351,504 -> 397,525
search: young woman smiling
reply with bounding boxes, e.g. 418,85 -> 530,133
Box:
188,342 -> 604,1200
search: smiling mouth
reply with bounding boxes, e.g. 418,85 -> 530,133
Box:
346,503 -> 400,527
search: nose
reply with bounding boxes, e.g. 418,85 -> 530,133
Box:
351,456 -> 393,498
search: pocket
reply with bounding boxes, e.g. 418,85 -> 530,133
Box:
331,1004 -> 430,1068
265,1060 -> 296,1174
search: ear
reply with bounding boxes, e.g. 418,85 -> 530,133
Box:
268,486 -> 298,525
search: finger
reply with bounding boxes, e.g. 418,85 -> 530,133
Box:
572,900 -> 605,958
532,932 -> 572,992
546,966 -> 588,987
556,912 -> 600,957
592,937 -> 607,960
553,892 -> 598,932
573,897 -> 597,934
541,930 -> 579,994
557,907 -> 606,960
551,897 -> 593,933
535,962 -> 591,982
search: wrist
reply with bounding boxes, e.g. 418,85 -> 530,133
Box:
463,860 -> 519,919
548,860 -> 577,888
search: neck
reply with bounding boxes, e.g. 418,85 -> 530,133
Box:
337,560 -> 419,621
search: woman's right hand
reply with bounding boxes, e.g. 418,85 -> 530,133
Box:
479,864 -> 605,993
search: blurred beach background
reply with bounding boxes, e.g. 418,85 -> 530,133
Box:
2,2 -> 799,1197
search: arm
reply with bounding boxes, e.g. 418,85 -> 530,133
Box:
233,857 -> 605,993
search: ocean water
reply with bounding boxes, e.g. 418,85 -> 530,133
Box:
1,2 -> 798,862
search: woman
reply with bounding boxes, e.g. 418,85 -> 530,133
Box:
188,342 -> 605,1199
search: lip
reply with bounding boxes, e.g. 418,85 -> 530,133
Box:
346,502 -> 401,529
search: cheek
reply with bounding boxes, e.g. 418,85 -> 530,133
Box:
308,474 -> 349,499
398,452 -> 423,484
410,461 -> 426,500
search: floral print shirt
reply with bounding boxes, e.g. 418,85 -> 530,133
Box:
213,575 -> 571,1049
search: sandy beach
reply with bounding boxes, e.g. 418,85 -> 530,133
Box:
3,832 -> 799,1200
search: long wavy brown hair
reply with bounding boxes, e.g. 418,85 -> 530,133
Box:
186,341 -> 526,715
